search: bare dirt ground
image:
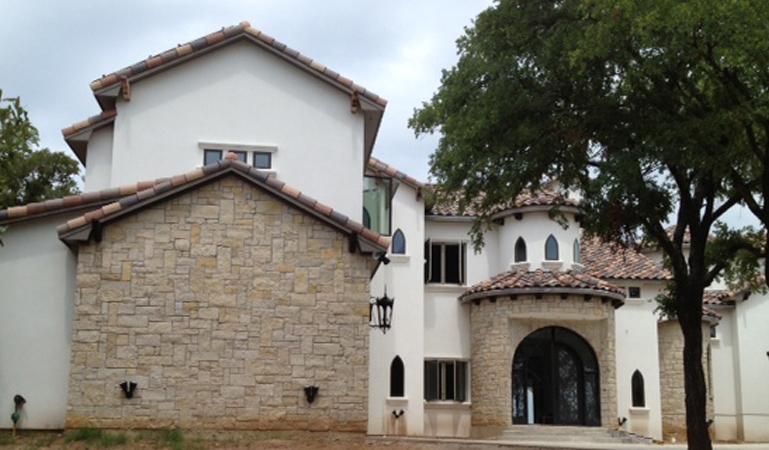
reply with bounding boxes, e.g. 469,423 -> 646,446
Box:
0,430 -> 509,450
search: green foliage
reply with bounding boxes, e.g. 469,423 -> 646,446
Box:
0,89 -> 80,210
65,428 -> 127,447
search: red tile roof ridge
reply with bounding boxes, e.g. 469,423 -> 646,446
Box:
53,159 -> 389,251
61,110 -> 117,138
366,156 -> 424,190
88,21 -> 387,108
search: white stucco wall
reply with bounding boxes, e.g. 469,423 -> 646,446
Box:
732,292 -> 769,442
711,308 -> 741,441
83,125 -> 114,192
0,216 -> 77,429
497,211 -> 581,273
102,39 -> 365,221
613,281 -> 664,441
368,184 -> 425,436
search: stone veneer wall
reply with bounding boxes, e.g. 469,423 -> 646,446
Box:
67,176 -> 374,430
470,295 -> 617,429
657,320 -> 714,441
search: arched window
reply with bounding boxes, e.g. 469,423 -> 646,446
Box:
392,229 -> 406,254
632,370 -> 645,407
515,237 -> 527,262
545,235 -> 559,261
390,356 -> 405,397
573,239 -> 581,264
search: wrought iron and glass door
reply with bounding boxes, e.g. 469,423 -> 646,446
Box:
512,327 -> 600,426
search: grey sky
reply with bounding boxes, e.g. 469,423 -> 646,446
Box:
1,0 -> 492,183
0,0 -> 759,228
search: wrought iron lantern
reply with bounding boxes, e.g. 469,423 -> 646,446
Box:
369,287 -> 394,333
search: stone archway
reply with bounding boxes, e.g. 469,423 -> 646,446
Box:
512,327 -> 600,426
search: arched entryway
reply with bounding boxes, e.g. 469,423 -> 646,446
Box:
512,327 -> 600,426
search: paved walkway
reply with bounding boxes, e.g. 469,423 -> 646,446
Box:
372,436 -> 769,450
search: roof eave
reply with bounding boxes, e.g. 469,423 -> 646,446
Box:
460,287 -> 625,307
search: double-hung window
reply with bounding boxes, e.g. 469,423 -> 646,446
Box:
424,240 -> 466,285
203,149 -> 223,165
424,360 -> 468,402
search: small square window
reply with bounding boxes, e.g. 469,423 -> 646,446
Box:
203,149 -> 222,165
229,150 -> 247,163
628,287 -> 641,298
253,152 -> 272,169
710,325 -> 717,338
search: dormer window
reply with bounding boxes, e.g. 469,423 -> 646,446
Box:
514,237 -> 527,262
545,235 -> 559,261
573,239 -> 581,264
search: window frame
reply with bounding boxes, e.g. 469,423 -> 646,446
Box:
545,234 -> 559,261
230,150 -> 247,163
391,229 -> 406,255
424,359 -> 468,402
390,356 -> 405,398
628,286 -> 641,299
425,240 -> 466,285
203,149 -> 223,165
631,370 -> 646,407
573,238 -> 581,264
514,237 -> 527,263
363,175 -> 393,236
252,151 -> 272,169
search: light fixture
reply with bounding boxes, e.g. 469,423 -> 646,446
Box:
119,381 -> 138,399
304,386 -> 319,404
369,287 -> 394,333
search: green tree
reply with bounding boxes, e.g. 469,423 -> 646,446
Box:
410,1 -> 767,448
0,90 -> 80,209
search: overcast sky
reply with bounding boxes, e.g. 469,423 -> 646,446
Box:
0,0 -> 493,184
0,0 -> 760,228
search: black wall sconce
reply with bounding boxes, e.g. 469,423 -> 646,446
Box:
119,381 -> 138,399
392,409 -> 404,419
369,287 -> 394,333
617,417 -> 627,427
706,419 -> 714,428
304,386 -> 319,404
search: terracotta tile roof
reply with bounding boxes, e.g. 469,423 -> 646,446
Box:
461,268 -> 625,304
0,177 -> 166,224
366,157 -> 424,191
55,153 -> 389,251
427,189 -> 578,217
581,237 -> 671,281
61,110 -> 116,138
703,290 -> 735,306
89,21 -> 387,108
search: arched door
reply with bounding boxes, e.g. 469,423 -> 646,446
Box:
512,327 -> 600,426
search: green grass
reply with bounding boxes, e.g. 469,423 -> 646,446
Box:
65,428 -> 127,447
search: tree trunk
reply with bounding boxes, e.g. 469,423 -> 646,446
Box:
678,302 -> 712,450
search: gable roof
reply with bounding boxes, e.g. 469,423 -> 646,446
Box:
366,157 -> 425,191
56,155 -> 389,252
64,21 -> 387,165
581,237 -> 670,281
89,21 -> 386,109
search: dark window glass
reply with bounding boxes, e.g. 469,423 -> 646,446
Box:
573,239 -> 581,263
545,235 -> 559,260
515,237 -> 527,262
424,240 -> 430,283
424,360 -> 468,402
631,370 -> 645,407
204,149 -> 222,165
444,244 -> 460,283
710,325 -> 717,338
253,152 -> 271,169
429,244 -> 442,283
628,287 -> 641,298
424,360 -> 438,401
392,229 -> 406,254
456,361 -> 467,402
363,207 -> 371,229
228,150 -> 247,163
390,356 -> 405,397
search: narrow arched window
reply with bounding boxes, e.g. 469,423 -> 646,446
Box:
632,370 -> 645,407
392,229 -> 406,254
514,237 -> 527,262
573,239 -> 581,264
390,356 -> 405,397
545,235 -> 559,261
